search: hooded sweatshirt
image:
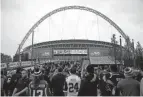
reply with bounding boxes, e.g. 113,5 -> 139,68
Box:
78,73 -> 98,96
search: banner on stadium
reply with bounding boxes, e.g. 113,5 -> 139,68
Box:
32,48 -> 52,59
53,49 -> 88,55
28,48 -> 52,59
89,48 -> 110,57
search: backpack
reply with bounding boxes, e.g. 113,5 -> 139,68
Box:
106,79 -> 117,96
104,72 -> 119,96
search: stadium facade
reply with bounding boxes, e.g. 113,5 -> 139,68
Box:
22,39 -> 123,65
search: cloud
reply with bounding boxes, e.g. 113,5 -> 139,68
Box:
110,0 -> 143,27
1,0 -> 143,56
1,0 -> 25,11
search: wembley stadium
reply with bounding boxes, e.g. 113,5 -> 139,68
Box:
14,5 -> 128,66
2,5 -> 129,70
22,39 -> 123,65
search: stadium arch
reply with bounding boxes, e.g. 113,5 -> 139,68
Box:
16,5 -> 128,54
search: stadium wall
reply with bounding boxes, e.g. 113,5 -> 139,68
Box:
22,40 -> 122,62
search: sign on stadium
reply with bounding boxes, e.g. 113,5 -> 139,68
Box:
32,48 -> 52,59
53,49 -> 88,55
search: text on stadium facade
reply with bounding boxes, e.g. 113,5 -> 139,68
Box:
53,49 -> 88,55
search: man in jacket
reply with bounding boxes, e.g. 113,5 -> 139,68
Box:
12,69 -> 30,96
51,67 -> 66,96
117,67 -> 140,96
78,65 -> 99,96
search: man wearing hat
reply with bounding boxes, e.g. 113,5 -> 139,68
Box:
28,67 -> 51,96
117,67 -> 140,96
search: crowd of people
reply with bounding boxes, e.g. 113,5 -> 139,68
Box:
1,60 -> 143,96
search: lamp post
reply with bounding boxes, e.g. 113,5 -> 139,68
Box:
120,36 -> 122,65
113,34 -> 117,65
18,44 -> 21,67
31,31 -> 35,66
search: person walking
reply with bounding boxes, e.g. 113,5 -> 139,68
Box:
78,65 -> 99,96
51,67 -> 66,96
3,75 -> 12,96
64,67 -> 81,96
12,69 -> 30,96
28,67 -> 51,96
117,67 -> 140,96
9,67 -> 22,96
103,65 -> 124,96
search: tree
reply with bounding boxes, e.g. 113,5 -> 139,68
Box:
21,53 -> 29,61
123,36 -> 134,66
25,53 -> 29,61
109,34 -> 121,64
13,53 -> 29,62
136,42 -> 143,56
135,42 -> 143,68
1,53 -> 12,63
13,54 -> 19,62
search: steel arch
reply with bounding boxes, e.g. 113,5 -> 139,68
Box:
16,5 -> 128,54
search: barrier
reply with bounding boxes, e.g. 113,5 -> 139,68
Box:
1,61 -> 45,70
21,61 -> 33,67
1,63 -> 7,69
8,62 -> 19,68
5,61 -> 34,70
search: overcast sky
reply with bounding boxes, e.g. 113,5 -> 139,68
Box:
1,0 -> 143,57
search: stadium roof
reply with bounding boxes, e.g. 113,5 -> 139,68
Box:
23,39 -> 123,51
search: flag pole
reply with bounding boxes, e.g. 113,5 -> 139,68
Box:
113,34 -> 117,65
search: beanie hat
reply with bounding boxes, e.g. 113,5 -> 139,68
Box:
124,67 -> 134,77
33,68 -> 42,76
